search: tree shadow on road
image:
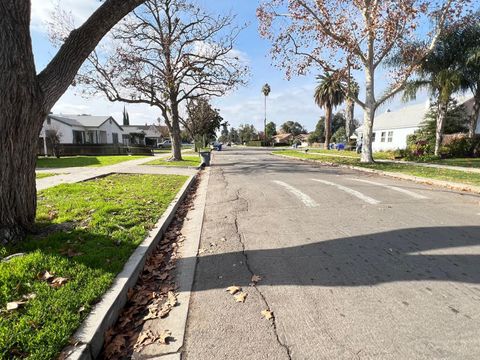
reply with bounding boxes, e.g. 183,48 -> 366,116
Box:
180,226 -> 480,291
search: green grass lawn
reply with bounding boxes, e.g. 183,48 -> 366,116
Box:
35,173 -> 56,179
306,149 -> 396,160
274,150 -> 480,187
36,155 -> 150,169
144,155 -> 200,167
0,174 -> 187,359
429,157 -> 480,168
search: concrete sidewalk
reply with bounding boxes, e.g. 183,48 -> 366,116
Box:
36,155 -> 198,190
377,158 -> 480,174
302,151 -> 480,174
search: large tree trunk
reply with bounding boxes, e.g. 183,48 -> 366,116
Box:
468,87 -> 480,139
345,98 -> 355,139
0,0 -> 146,244
434,99 -> 448,156
360,65 -> 375,163
324,105 -> 332,149
170,101 -> 183,161
0,1 -> 46,243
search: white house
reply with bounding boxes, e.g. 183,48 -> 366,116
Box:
122,124 -> 168,147
41,114 -> 124,145
356,98 -> 480,151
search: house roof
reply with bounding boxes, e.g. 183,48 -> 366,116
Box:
357,95 -> 475,133
274,133 -> 293,141
295,133 -> 310,140
357,102 -> 428,133
123,124 -> 168,136
123,125 -> 151,131
49,114 -> 122,129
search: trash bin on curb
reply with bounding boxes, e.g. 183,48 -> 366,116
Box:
200,151 -> 211,166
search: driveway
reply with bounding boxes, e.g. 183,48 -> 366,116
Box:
183,147 -> 480,359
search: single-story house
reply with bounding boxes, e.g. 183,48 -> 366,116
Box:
295,133 -> 310,147
273,133 -> 294,144
356,97 -> 480,151
122,124 -> 168,147
41,114 -> 124,145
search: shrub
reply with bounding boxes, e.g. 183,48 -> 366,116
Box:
443,137 -> 480,158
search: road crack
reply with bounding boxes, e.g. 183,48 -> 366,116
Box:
232,188 -> 292,360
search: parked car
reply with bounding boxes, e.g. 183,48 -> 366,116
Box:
159,140 -> 172,148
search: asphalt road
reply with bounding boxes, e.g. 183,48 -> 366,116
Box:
183,148 -> 480,360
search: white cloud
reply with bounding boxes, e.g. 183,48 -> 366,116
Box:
31,0 -> 99,32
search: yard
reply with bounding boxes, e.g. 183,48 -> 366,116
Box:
429,157 -> 480,168
144,155 -> 201,167
36,155 -> 150,169
35,173 -> 56,179
0,174 -> 187,359
274,150 -> 480,188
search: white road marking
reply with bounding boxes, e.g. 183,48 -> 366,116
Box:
311,179 -> 381,205
349,178 -> 428,200
272,180 -> 319,208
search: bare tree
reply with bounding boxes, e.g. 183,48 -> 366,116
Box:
65,0 -> 248,161
0,0 -> 147,244
45,127 -> 63,158
258,0 -> 474,162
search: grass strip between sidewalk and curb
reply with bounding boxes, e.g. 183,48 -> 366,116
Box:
36,173 -> 56,179
36,155 -> 150,169
143,155 -> 201,167
272,150 -> 480,189
0,174 -> 188,360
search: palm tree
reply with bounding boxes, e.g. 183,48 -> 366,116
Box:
344,79 -> 360,140
314,73 -> 345,149
262,83 -> 271,142
457,23 -> 480,138
398,34 -> 463,155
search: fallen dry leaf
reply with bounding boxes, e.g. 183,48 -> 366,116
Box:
50,277 -> 69,288
251,275 -> 262,284
261,309 -> 274,320
234,292 -> 247,303
167,291 -> 177,307
37,270 -> 54,281
158,330 -> 172,344
135,330 -> 155,349
104,334 -> 127,358
6,301 -> 26,311
226,286 -> 241,295
22,293 -> 36,301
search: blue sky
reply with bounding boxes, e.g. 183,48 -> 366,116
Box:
30,0 -> 429,132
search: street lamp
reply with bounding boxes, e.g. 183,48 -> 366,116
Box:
262,83 -> 271,144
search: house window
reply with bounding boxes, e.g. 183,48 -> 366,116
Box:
99,131 -> 107,144
387,131 -> 394,143
372,132 -> 376,142
112,133 -> 119,144
122,134 -> 130,146
85,131 -> 95,144
72,130 -> 84,144
380,132 -> 386,142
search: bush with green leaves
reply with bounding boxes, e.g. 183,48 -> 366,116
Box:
407,99 -> 468,157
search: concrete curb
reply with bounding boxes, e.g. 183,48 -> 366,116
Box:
137,168 -> 210,359
273,153 -> 480,195
63,174 -> 198,360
